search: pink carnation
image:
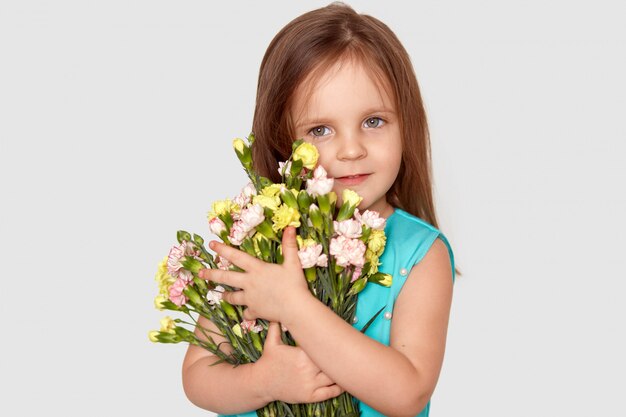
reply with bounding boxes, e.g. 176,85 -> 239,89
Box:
241,319 -> 263,334
306,165 -> 334,197
330,235 -> 366,267
278,161 -> 293,177
209,217 -> 227,236
217,256 -> 232,271
351,266 -> 363,283
167,241 -> 193,278
358,209 -> 386,230
333,219 -> 362,238
297,243 -> 327,269
168,278 -> 188,307
206,285 -> 224,305
228,221 -> 249,246
234,182 -> 257,208
239,204 -> 265,230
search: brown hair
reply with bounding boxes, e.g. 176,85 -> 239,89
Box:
251,3 -> 458,275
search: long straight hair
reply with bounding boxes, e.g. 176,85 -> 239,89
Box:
252,3 -> 441,233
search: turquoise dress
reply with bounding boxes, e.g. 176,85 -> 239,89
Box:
220,208 -> 456,417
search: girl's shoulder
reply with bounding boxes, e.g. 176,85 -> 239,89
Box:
385,208 -> 455,282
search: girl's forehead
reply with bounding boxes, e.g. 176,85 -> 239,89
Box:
291,58 -> 395,117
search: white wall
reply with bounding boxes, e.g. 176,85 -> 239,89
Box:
1,1 -> 624,415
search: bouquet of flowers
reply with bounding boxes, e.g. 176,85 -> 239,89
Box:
149,134 -> 392,417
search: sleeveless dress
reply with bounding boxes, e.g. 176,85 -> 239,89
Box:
220,208 -> 456,417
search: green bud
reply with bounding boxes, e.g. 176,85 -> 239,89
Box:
256,220 -> 277,240
180,257 -> 204,274
220,300 -> 239,321
336,202 -> 356,222
193,234 -> 205,247
309,204 -> 323,230
280,188 -> 299,210
183,285 -> 203,306
177,230 -> 192,244
304,267 -> 317,283
250,331 -> 263,353
297,190 -> 312,212
348,277 -> 368,296
317,194 -> 331,214
290,158 -> 303,178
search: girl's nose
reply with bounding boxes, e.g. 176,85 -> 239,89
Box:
336,131 -> 367,161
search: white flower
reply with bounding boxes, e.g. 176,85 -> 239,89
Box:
330,235 -> 366,267
333,219 -> 362,238
228,221 -> 248,246
217,256 -> 232,270
208,217 -> 227,235
360,209 -> 386,230
239,204 -> 265,230
297,243 -> 325,269
207,285 -> 225,305
234,182 -> 257,208
306,165 -> 334,197
278,161 -> 293,177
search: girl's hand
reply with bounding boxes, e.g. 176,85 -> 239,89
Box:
255,322 -> 344,404
199,226 -> 311,323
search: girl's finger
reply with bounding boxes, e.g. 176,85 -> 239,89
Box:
209,240 -> 261,271
314,371 -> 333,387
264,322 -> 283,347
200,268 -> 245,289
310,384 -> 343,403
222,290 -> 246,306
281,226 -> 302,269
242,308 -> 256,321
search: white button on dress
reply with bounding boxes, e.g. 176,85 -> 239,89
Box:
384,311 -> 393,320
352,316 -> 358,324
400,268 -> 408,276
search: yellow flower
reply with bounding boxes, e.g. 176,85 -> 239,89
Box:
293,142 -> 319,169
154,294 -> 168,310
367,229 -> 386,256
160,316 -> 176,334
261,184 -> 284,197
208,199 -> 239,220
252,233 -> 269,258
272,204 -> 301,232
148,330 -> 160,343
155,256 -> 175,297
253,194 -> 281,212
232,138 -> 246,154
302,237 -> 317,248
232,323 -> 243,338
342,189 -> 363,207
378,273 -> 392,286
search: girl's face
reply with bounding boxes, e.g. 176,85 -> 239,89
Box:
290,59 -> 402,219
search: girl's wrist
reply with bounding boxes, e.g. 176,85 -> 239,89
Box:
249,357 -> 275,405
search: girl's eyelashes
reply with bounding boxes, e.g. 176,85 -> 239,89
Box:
363,116 -> 385,128
308,125 -> 332,138
305,116 -> 386,138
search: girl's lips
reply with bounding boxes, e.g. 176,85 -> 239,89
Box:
335,174 -> 370,186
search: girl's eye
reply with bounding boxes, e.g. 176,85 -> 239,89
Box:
309,126 -> 331,137
364,117 -> 385,128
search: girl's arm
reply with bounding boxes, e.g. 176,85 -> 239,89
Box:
182,316 -> 343,414
281,238 -> 453,417
205,228 -> 453,417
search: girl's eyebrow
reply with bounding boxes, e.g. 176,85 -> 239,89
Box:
295,107 -> 396,129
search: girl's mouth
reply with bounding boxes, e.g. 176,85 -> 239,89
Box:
335,174 -> 370,186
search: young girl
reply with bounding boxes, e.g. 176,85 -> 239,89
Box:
182,3 -> 457,416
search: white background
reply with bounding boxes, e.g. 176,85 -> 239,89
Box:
1,1 -> 625,416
